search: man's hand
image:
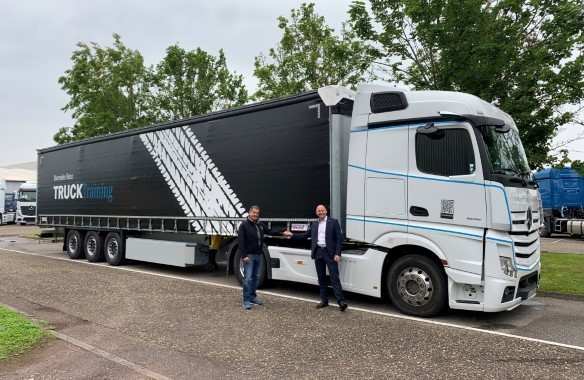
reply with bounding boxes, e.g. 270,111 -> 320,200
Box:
243,256 -> 250,263
283,231 -> 293,237
334,255 -> 341,263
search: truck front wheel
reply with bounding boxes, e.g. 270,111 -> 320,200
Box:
66,230 -> 85,259
387,254 -> 447,317
104,232 -> 125,266
233,250 -> 267,289
84,231 -> 105,262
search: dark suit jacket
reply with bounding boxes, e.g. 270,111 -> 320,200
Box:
292,217 -> 342,259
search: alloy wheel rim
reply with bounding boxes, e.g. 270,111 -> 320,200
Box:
396,266 -> 433,306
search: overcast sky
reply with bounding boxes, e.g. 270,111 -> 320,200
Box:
1,1 -> 582,166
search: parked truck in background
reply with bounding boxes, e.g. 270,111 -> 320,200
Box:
0,179 -> 16,224
36,84 -> 540,317
15,181 -> 37,225
534,167 -> 584,237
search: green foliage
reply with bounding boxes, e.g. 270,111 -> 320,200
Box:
149,46 -> 248,121
551,149 -> 584,176
253,3 -> 377,100
349,0 -> 584,168
540,253 -> 584,295
0,306 -> 50,359
57,35 -> 247,144
56,34 -> 153,144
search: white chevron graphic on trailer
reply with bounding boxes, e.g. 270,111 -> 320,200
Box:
141,126 -> 246,235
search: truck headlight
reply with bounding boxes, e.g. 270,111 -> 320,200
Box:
499,257 -> 517,278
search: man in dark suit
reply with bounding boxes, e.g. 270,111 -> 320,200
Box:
284,205 -> 348,311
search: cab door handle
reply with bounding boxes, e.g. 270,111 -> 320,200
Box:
409,206 -> 429,217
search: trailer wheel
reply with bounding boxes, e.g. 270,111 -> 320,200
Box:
387,254 -> 447,317
233,250 -> 267,288
104,232 -> 125,266
84,231 -> 105,262
66,230 -> 85,259
538,218 -> 551,238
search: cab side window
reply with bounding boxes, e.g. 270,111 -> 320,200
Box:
415,128 -> 475,176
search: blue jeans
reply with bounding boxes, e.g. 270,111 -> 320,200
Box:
242,253 -> 262,303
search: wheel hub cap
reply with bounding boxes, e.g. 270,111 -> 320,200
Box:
397,267 -> 433,306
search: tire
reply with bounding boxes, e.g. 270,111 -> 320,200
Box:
66,230 -> 85,259
84,231 -> 105,262
538,218 -> 551,238
387,254 -> 447,317
233,249 -> 267,288
104,232 -> 125,266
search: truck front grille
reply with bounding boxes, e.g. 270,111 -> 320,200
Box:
21,206 -> 36,216
510,209 -> 539,233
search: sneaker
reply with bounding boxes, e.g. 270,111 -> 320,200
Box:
243,302 -> 252,310
250,299 -> 263,306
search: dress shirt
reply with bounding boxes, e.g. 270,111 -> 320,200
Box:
317,217 -> 327,245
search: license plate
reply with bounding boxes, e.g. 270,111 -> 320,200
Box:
527,288 -> 537,299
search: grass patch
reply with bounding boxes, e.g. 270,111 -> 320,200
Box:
20,232 -> 40,239
0,306 -> 50,360
540,253 -> 584,295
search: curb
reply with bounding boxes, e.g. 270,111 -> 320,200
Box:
536,291 -> 584,302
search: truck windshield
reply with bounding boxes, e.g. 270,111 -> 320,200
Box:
18,190 -> 37,202
479,126 -> 531,180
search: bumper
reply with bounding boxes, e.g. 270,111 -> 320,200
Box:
16,216 -> 36,224
483,268 -> 539,312
449,265 -> 540,313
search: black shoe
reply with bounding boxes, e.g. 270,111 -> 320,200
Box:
315,301 -> 329,309
339,301 -> 348,312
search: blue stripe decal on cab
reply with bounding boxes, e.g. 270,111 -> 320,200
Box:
346,217 -> 483,240
348,164 -> 512,228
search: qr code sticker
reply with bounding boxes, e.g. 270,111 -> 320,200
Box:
441,199 -> 454,219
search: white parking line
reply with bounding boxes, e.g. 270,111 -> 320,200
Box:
551,239 -> 562,244
3,247 -> 584,352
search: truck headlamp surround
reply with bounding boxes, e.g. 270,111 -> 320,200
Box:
499,257 -> 517,278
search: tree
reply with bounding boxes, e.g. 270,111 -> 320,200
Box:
253,3 -> 377,100
148,45 -> 248,121
56,34 -> 153,144
349,0 -> 584,169
57,36 -> 247,144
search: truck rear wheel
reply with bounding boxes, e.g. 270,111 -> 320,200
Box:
233,250 -> 267,289
538,218 -> 551,237
104,232 -> 125,266
387,254 -> 447,317
84,231 -> 105,262
66,230 -> 85,259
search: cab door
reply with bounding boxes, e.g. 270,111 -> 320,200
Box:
407,121 -> 486,274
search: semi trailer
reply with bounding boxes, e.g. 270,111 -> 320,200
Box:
37,84 -> 540,317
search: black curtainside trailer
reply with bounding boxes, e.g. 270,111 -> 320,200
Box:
37,90 -> 350,269
38,91 -> 330,230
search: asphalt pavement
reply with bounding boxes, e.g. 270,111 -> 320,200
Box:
0,232 -> 583,379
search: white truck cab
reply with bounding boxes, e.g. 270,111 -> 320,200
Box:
270,84 -> 540,316
0,179 -> 16,224
15,181 -> 37,225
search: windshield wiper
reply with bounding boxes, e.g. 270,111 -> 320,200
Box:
492,167 -> 520,176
